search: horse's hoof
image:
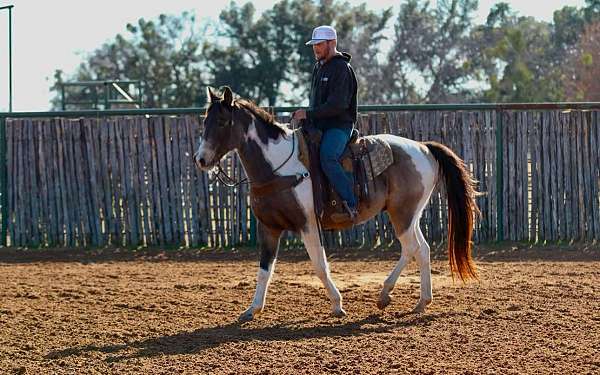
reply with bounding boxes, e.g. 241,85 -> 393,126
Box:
238,310 -> 255,323
332,308 -> 347,318
377,294 -> 391,310
411,299 -> 431,314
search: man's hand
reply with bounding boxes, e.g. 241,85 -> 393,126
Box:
292,109 -> 307,121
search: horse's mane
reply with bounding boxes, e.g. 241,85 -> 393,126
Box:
235,99 -> 288,137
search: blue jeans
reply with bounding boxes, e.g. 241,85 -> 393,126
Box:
320,128 -> 357,209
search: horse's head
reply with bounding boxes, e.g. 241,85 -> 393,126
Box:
194,86 -> 243,170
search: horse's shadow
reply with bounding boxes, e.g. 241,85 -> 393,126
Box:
46,311 -> 456,363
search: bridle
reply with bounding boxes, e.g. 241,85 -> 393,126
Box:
201,106 -> 298,188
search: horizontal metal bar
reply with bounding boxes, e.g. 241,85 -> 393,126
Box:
3,102 -> 600,119
63,101 -> 100,105
0,5 -> 14,10
62,80 -> 141,87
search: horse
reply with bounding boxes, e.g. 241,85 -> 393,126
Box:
194,86 -> 479,322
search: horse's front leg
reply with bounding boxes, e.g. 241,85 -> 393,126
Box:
239,223 -> 282,323
301,224 -> 346,317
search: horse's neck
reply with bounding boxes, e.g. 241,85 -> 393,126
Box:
236,121 -> 300,183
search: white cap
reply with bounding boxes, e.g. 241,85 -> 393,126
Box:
305,25 -> 337,45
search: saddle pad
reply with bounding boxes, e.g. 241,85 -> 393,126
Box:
358,136 -> 394,181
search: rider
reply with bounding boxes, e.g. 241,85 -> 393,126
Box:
292,25 -> 359,221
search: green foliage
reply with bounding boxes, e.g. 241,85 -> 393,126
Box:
50,0 -> 600,108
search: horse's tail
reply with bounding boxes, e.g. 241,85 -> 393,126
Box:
424,141 -> 480,281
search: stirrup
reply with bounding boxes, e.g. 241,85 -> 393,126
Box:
330,201 -> 358,223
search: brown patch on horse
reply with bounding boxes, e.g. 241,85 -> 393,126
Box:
384,142 -> 426,234
235,99 -> 288,143
232,110 -> 307,233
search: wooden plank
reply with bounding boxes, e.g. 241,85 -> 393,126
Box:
109,118 -> 123,245
528,112 -> 537,242
163,117 -> 179,245
548,111 -> 558,242
176,117 -> 189,246
123,117 -> 139,246
15,120 -> 24,246
171,117 -> 187,245
98,118 -> 112,245
6,120 -> 15,246
560,112 -> 569,241
522,112 -> 529,241
83,118 -> 102,246
515,112 -> 523,240
591,112 -> 600,240
64,119 -> 78,245
142,117 -> 159,246
49,119 -> 63,245
576,112 -> 586,240
156,116 -> 173,244
25,119 -> 39,246
114,118 -> 130,246
73,119 -> 92,246
135,117 -> 150,246
184,116 -> 199,246
35,120 -> 49,246
542,112 -> 552,242
555,113 -> 565,241
582,112 -> 593,240
569,112 -> 579,240
56,119 -> 70,246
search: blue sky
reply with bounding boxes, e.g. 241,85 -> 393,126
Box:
0,0 -> 588,111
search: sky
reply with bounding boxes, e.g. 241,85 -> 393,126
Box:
0,0 -> 589,112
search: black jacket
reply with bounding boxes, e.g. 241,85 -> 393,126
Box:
306,52 -> 358,130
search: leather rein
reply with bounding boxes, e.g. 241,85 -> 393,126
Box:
206,111 -> 309,197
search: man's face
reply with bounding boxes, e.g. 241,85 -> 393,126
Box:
312,40 -> 331,61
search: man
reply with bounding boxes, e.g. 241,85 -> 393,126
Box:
292,25 -> 359,221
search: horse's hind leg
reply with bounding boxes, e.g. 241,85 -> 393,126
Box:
377,226 -> 417,310
239,222 -> 282,322
378,221 -> 433,313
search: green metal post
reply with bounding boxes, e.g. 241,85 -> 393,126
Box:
61,84 -> 66,110
495,110 -> 504,241
104,82 -> 110,109
8,6 -> 12,112
138,82 -> 143,108
0,116 -> 7,246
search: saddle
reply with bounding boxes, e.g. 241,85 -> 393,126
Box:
297,123 -> 394,223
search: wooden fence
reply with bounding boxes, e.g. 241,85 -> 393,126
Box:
1,108 -> 599,248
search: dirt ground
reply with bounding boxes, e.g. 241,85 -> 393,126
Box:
0,243 -> 598,374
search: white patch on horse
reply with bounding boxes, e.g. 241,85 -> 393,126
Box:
376,134 -> 438,311
245,121 -> 306,177
194,138 -> 217,169
240,262 -> 276,320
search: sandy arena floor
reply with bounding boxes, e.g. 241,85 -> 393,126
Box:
0,244 -> 598,374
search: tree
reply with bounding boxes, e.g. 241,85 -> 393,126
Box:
563,22 -> 600,101
475,3 -> 565,102
206,0 -> 393,106
385,0 -> 482,104
51,12 -> 208,109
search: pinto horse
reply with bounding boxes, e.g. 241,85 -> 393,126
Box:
195,86 -> 479,322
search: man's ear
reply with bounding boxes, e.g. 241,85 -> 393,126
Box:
206,86 -> 221,103
222,86 -> 233,107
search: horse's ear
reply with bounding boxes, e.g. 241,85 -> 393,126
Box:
206,86 -> 220,103
222,86 -> 233,107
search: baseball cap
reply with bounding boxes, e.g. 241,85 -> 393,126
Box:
305,25 -> 337,45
